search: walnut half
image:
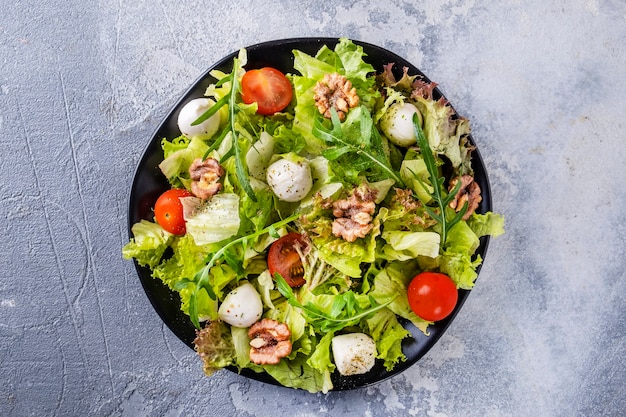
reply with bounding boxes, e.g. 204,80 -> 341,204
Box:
331,186 -> 377,242
313,73 -> 359,121
189,157 -> 225,200
248,319 -> 292,365
448,175 -> 482,220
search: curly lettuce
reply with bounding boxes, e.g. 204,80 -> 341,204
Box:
122,220 -> 172,269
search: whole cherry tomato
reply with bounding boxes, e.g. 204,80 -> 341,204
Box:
407,272 -> 458,322
154,188 -> 192,235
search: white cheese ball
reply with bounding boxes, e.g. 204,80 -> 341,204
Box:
266,158 -> 313,202
246,131 -> 275,180
380,102 -> 423,147
177,98 -> 221,139
331,333 -> 377,376
218,282 -> 263,328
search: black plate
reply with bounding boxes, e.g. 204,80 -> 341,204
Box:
128,38 -> 492,391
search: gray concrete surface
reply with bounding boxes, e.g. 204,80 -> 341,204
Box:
1,1 -> 625,416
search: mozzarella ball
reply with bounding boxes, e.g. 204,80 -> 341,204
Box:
380,102 -> 423,147
177,98 -> 221,139
331,333 -> 377,376
266,158 -> 313,202
246,131 -> 275,180
218,282 -> 263,328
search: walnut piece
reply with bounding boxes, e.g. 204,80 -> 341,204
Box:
248,319 -> 292,365
313,73 -> 359,121
331,186 -> 377,242
391,187 -> 419,211
448,175 -> 482,220
189,157 -> 225,200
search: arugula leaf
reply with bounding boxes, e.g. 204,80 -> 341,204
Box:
191,56 -> 257,203
412,113 -> 468,249
191,92 -> 230,126
312,106 -> 405,186
275,274 -> 396,333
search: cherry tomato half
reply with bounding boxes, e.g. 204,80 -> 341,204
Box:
154,188 -> 192,235
407,272 -> 458,322
241,67 -> 293,115
267,232 -> 307,287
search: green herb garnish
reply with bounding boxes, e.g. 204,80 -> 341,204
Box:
312,107 -> 405,186
275,274 -> 396,333
412,113 -> 467,248
191,59 -> 256,202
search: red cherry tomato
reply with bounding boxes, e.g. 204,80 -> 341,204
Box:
267,232 -> 307,287
407,272 -> 458,322
154,189 -> 192,235
241,67 -> 293,115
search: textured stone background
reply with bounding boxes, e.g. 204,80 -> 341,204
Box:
1,1 -> 625,416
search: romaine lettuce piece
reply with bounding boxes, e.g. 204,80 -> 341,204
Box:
231,326 -> 251,369
181,194 -> 241,246
445,220 -> 480,254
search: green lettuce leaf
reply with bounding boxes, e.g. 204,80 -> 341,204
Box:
445,220 -> 479,254
151,234 -> 209,288
413,96 -> 473,174
239,179 -> 274,235
122,220 -> 172,269
467,212 -> 506,238
364,309 -> 410,371
400,158 -> 433,204
381,230 -> 441,260
158,136 -> 209,188
162,135 -> 190,157
180,286 -> 218,321
370,265 -> 430,334
440,219 -> 493,289
439,251 -> 483,290
193,320 -> 236,376
181,194 -> 241,246
231,326 -> 251,369
306,331 -> 335,390
291,38 -> 379,154
261,353 -> 333,394
265,299 -> 307,343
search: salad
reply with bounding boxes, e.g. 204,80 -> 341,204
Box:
123,38 -> 504,393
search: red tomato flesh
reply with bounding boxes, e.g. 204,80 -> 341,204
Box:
154,188 -> 192,235
241,67 -> 293,115
407,272 -> 458,322
267,232 -> 307,287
